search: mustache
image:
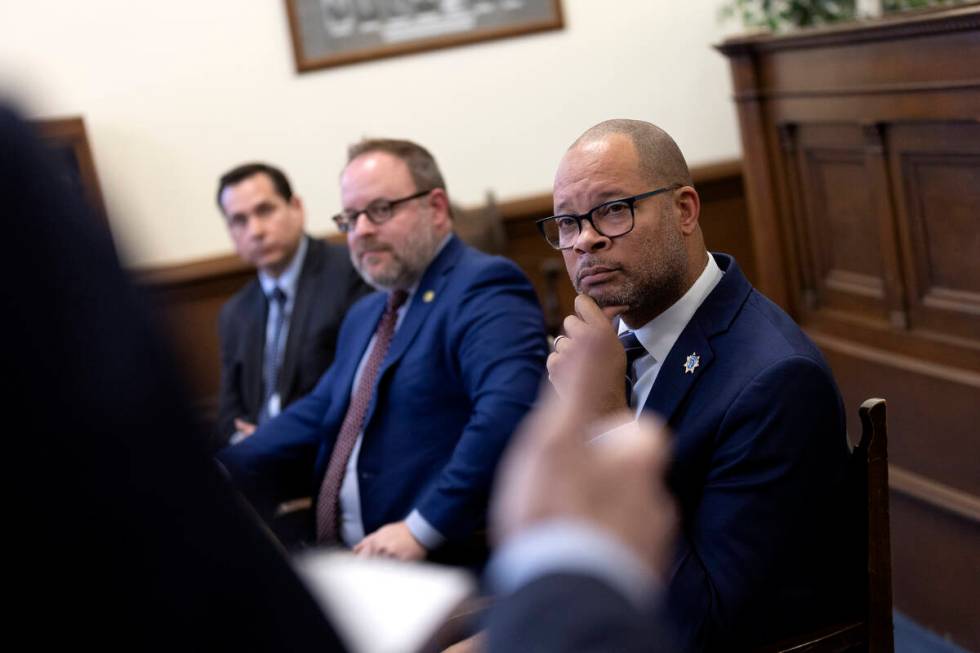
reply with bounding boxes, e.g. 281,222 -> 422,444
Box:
574,258 -> 622,284
352,239 -> 392,256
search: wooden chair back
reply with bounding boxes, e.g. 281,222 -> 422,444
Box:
758,397 -> 894,653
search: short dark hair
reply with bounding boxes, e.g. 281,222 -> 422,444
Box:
346,138 -> 447,194
216,162 -> 293,211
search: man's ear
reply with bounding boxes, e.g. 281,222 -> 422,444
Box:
290,195 -> 306,222
674,186 -> 701,235
428,188 -> 452,225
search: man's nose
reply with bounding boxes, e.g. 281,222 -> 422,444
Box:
349,211 -> 377,239
573,219 -> 610,253
245,215 -> 266,238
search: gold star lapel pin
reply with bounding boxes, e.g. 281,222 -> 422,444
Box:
422,290 -> 435,303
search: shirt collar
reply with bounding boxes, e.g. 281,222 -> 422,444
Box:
618,252 -> 723,362
258,235 -> 308,301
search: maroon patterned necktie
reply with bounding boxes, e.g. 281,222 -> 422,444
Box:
315,290 -> 409,545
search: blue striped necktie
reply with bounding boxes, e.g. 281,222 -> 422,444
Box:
259,286 -> 288,423
619,331 -> 647,408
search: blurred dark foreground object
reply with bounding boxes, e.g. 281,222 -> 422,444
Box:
1,104 -> 345,651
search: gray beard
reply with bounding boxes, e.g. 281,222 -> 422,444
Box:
353,225 -> 442,291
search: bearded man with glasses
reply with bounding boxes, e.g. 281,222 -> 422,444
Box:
219,138 -> 548,568
520,120 -> 857,651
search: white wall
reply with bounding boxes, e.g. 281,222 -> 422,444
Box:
0,1 -> 742,268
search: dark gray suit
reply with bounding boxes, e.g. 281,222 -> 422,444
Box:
487,574 -> 676,653
215,236 -> 368,447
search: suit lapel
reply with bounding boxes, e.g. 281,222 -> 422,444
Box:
243,283 -> 267,413
643,325 -> 714,423
278,237 -> 320,398
379,235 -> 462,374
642,253 -> 751,424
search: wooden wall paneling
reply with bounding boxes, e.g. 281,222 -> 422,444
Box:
776,123 -> 819,315
34,116 -> 110,233
137,255 -> 256,419
726,51 -> 792,310
818,334 -> 980,651
796,123 -> 890,322
761,120 -> 808,319
804,307 -> 980,373
718,8 -> 980,646
862,123 -> 910,331
817,335 -> 980,496
887,122 -> 980,344
694,161 -> 757,286
499,213 -> 575,336
890,492 -> 980,651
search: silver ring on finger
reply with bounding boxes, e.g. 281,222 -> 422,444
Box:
552,334 -> 568,352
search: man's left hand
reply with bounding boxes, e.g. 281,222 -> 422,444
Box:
353,521 -> 427,561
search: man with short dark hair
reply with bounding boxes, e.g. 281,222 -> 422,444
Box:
219,140 -> 548,566
215,162 -> 368,450
542,119 -> 855,651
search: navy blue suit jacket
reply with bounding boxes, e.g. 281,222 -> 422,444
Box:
219,235 -> 548,562
649,254 -> 854,651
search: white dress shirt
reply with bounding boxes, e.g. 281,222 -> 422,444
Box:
339,235 -> 452,550
620,252 -> 723,418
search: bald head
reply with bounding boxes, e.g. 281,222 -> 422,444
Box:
553,119 -> 706,327
571,119 -> 692,188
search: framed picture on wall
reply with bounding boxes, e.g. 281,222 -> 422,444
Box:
285,0 -> 564,72
34,117 -> 110,234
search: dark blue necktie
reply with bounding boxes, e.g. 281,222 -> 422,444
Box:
259,286 -> 288,423
619,331 -> 647,408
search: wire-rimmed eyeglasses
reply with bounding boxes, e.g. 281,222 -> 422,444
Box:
536,185 -> 679,250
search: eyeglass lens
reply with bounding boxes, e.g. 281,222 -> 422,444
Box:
544,198 -> 635,248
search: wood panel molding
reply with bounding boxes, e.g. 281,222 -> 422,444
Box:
731,79 -> 980,101
890,465 -> 980,525
810,333 -> 980,389
716,5 -> 980,55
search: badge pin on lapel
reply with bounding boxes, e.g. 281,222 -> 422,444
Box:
422,290 -> 435,303
683,353 -> 700,374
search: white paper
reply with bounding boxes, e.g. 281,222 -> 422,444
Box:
294,551 -> 476,653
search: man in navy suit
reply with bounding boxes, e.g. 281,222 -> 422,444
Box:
543,120 -> 855,651
215,163 -> 368,450
219,139 -> 548,566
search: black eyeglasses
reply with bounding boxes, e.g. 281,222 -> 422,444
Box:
332,189 -> 433,233
536,186 -> 679,250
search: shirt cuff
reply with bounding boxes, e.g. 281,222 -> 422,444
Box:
486,520 -> 659,609
588,418 -> 641,446
405,509 -> 445,550
228,430 -> 248,446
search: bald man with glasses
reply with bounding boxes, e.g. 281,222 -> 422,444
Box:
219,139 -> 548,567
539,119 -> 857,651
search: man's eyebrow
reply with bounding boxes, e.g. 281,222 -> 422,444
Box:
554,189 -> 632,215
